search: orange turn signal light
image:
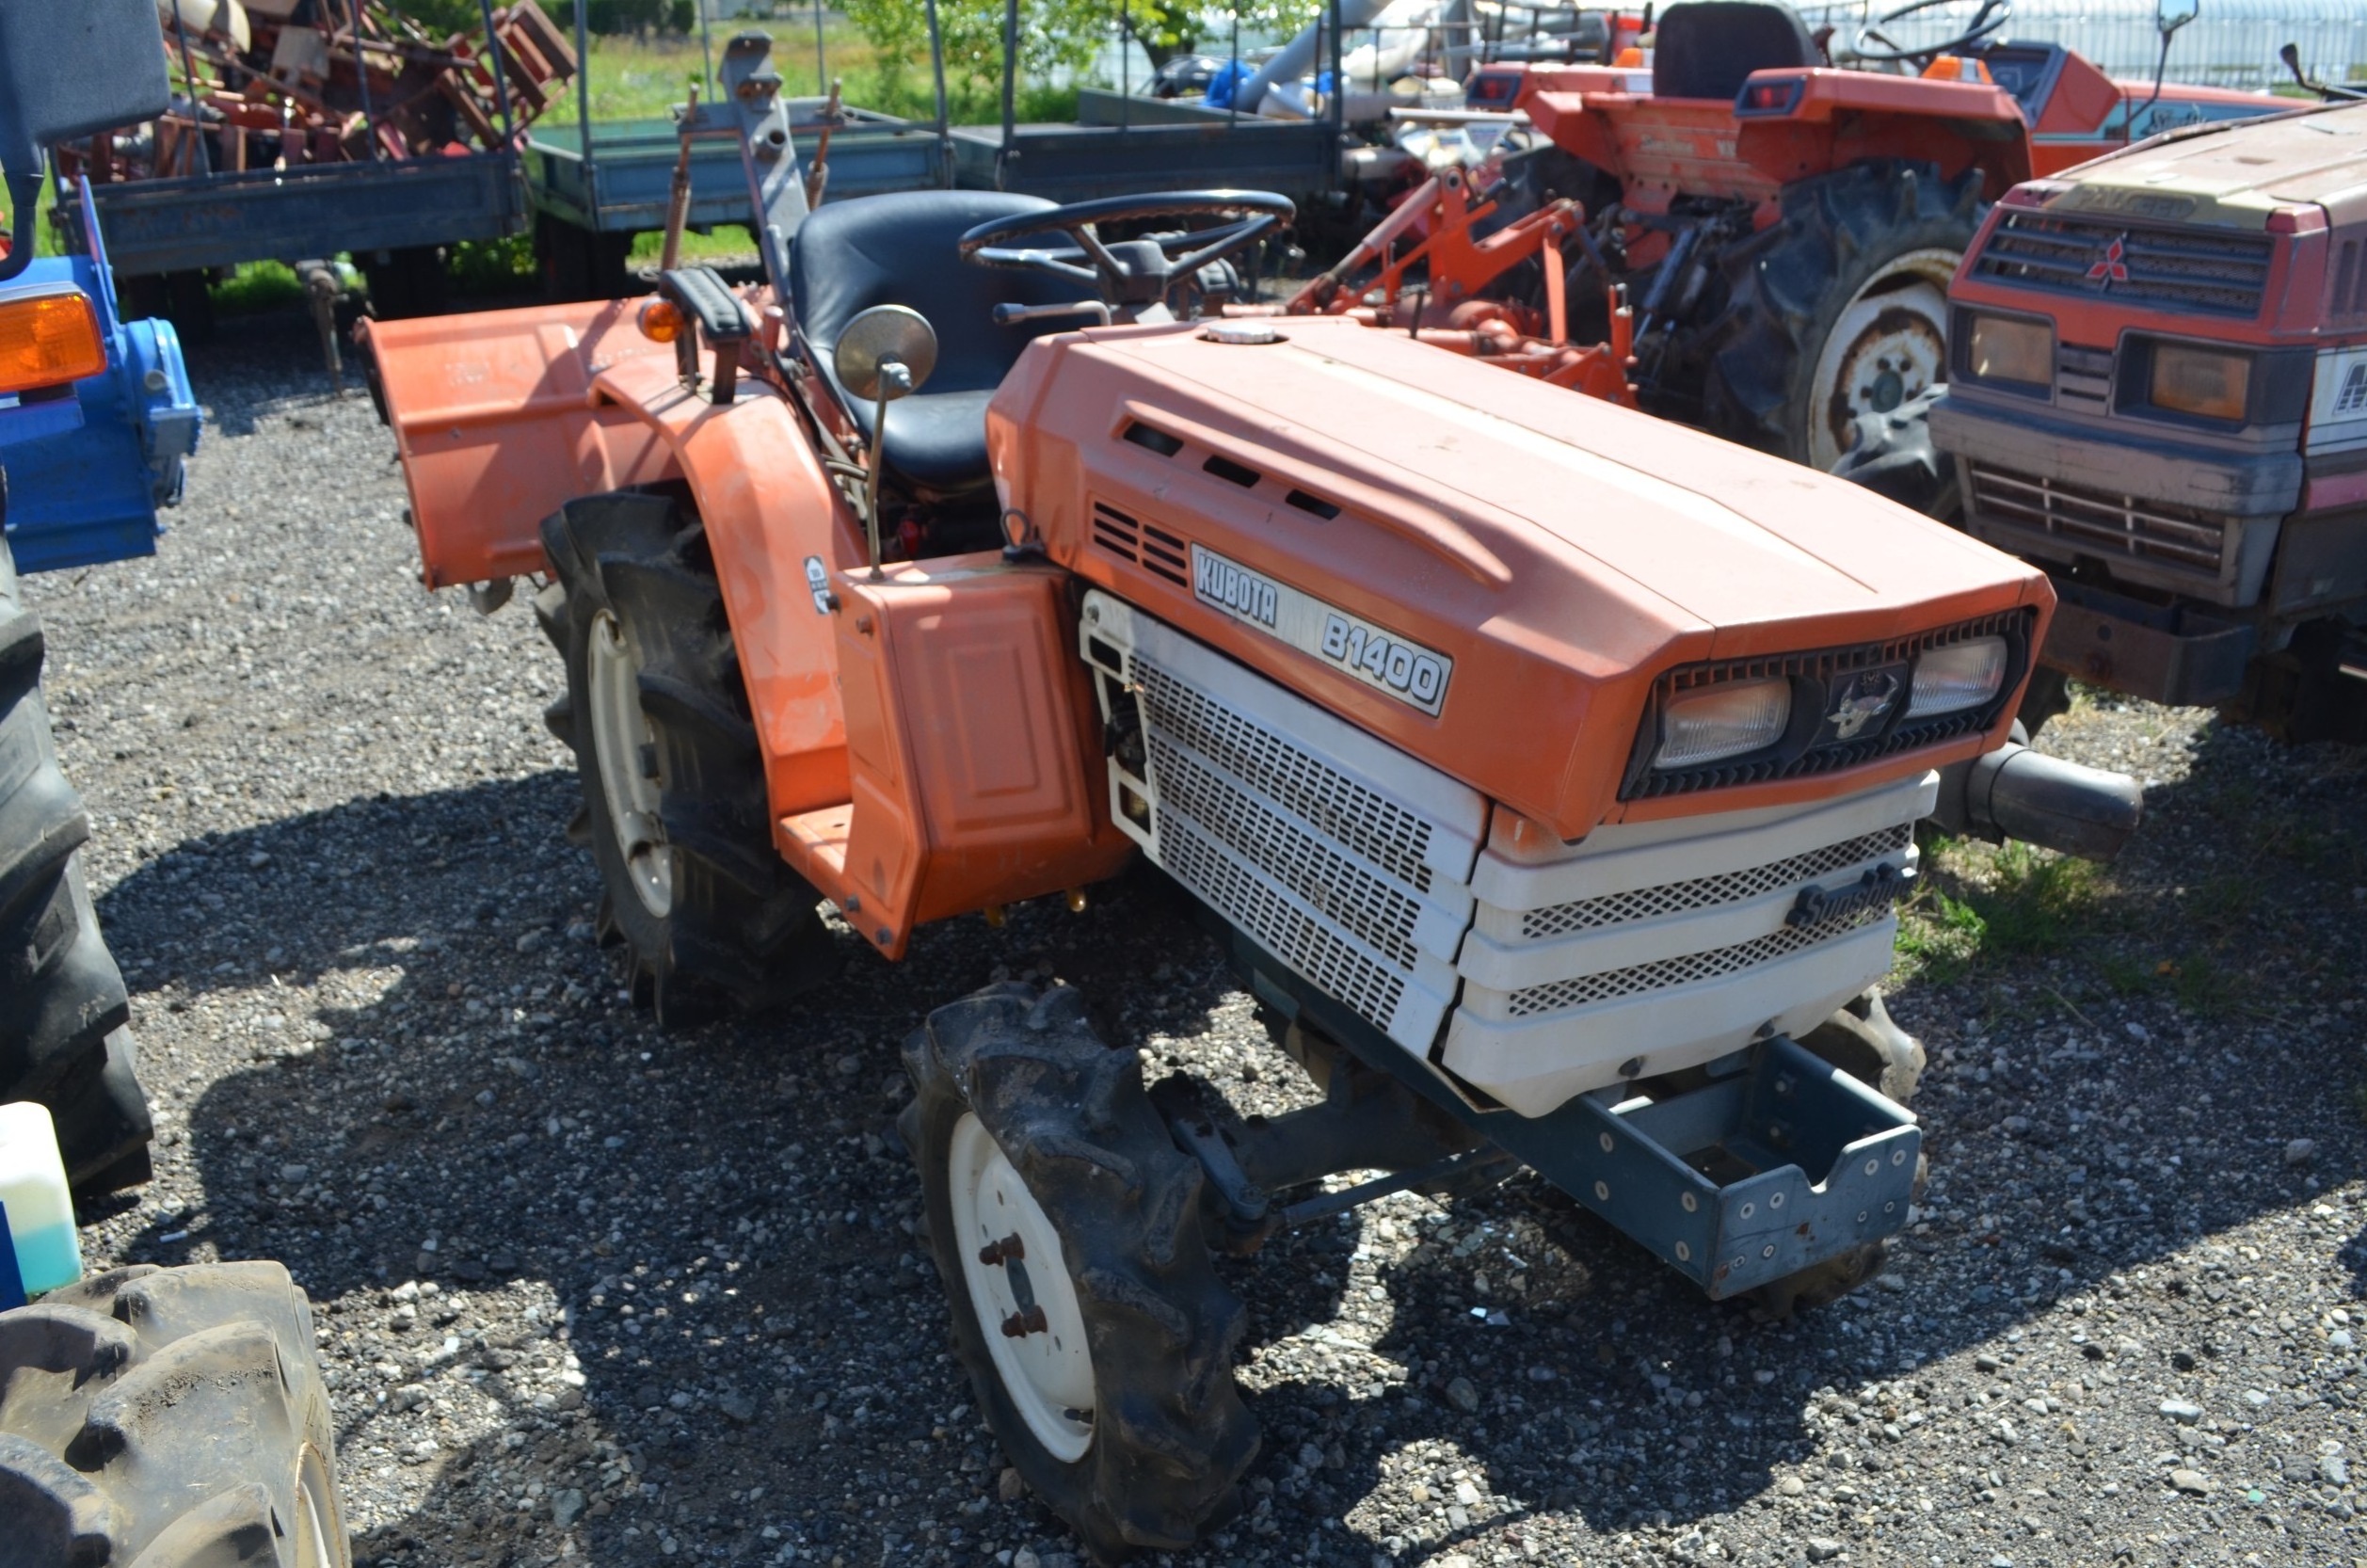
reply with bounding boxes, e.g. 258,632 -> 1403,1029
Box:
0,287 -> 107,397
638,297 -> 684,344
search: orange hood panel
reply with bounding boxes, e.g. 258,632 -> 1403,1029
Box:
989,317 -> 2050,839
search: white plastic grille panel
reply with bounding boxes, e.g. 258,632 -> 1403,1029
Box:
1135,659 -> 1437,891
1518,824 -> 1913,939
1158,811 -> 1412,1029
1147,734 -> 1427,968
1505,909 -> 1888,1017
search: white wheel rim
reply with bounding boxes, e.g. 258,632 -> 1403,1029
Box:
294,1445 -> 337,1568
585,608 -> 674,920
950,1112 -> 1096,1463
1807,248 -> 1959,473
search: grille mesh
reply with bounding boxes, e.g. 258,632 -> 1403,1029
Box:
1518,824 -> 1914,940
1159,811 -> 1411,1029
1136,660 -> 1436,891
1504,908 -> 1886,1017
1967,461 -> 2231,580
1148,735 -> 1428,967
1973,210 -> 2273,318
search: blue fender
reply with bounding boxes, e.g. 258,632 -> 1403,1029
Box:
0,180 -> 200,575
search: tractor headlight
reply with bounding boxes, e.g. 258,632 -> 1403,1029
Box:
1908,636 -> 2007,718
1966,312 -> 2054,389
2146,341 -> 2251,423
1653,677 -> 1791,770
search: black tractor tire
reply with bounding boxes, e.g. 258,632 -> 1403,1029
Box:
1831,384 -> 1960,521
539,490 -> 835,1026
1701,160 -> 1983,468
1750,989 -> 1927,1319
0,542 -> 152,1192
2018,665 -> 2074,737
900,984 -> 1257,1563
0,1262 -> 349,1568
357,248 -> 449,322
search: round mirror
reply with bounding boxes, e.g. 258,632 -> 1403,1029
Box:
833,304 -> 938,401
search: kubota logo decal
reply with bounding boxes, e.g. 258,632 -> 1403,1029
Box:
2086,234 -> 2131,289
1187,544 -> 1454,715
2339,362 -> 2367,416
1193,550 -> 1280,628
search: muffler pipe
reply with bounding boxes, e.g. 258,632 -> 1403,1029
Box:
1935,741 -> 2144,863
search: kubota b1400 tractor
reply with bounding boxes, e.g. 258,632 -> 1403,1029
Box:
362,30 -> 2140,1560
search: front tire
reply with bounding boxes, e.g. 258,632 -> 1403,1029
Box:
539,491 -> 835,1026
1703,161 -> 1981,470
901,984 -> 1257,1562
0,1262 -> 349,1568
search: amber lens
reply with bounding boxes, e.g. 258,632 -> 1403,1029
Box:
638,297 -> 684,344
1967,312 -> 2052,387
2149,342 -> 2250,422
0,288 -> 107,395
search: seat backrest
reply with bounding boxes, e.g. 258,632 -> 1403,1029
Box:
788,191 -> 1098,406
1652,2 -> 1821,102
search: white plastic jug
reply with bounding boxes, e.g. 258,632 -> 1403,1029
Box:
0,1101 -> 84,1300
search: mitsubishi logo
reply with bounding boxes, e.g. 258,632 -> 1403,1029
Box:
2086,233 -> 2131,288
1828,670 -> 1902,741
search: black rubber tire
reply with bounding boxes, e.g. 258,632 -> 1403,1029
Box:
1701,160 -> 1982,465
1831,384 -> 1960,521
900,984 -> 1257,1563
538,491 -> 835,1026
0,1262 -> 349,1568
2018,665 -> 2073,738
0,542 -> 152,1192
358,247 -> 449,322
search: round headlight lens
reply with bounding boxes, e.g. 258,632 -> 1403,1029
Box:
1909,636 -> 2007,718
1654,678 -> 1791,770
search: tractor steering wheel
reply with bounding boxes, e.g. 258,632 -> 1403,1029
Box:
1852,0 -> 2011,66
958,191 -> 1295,312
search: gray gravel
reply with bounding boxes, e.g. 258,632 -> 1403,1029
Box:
31,304 -> 2367,1568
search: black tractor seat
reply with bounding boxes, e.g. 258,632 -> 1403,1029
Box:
788,191 -> 1098,497
1652,1 -> 1823,102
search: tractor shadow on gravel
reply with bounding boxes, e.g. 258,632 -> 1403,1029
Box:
80,708 -> 2367,1566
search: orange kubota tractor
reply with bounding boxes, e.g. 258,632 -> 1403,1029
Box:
360,29 -> 2143,1560
1351,0 -> 2283,470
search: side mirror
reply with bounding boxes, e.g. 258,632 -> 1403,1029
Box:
0,0 -> 172,280
2156,0 -> 2199,38
833,305 -> 938,577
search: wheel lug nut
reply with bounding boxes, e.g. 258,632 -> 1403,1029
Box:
977,1233 -> 1026,1267
1000,1305 -> 1048,1337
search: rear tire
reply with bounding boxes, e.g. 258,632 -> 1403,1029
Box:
1703,160 -> 1981,470
539,491 -> 835,1026
0,542 -> 152,1192
901,984 -> 1257,1562
0,1262 -> 349,1568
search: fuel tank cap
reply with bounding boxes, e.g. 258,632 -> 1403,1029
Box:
1199,320 -> 1285,345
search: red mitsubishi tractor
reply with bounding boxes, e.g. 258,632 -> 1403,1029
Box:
360,28 -> 2140,1560
1403,0 -> 2283,469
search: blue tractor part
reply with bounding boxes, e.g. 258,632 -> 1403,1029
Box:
0,180 -> 200,575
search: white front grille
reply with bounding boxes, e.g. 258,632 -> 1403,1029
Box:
1519,823 -> 1912,940
1080,592 -> 1482,1055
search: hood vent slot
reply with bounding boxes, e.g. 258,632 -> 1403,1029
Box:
1091,501 -> 1190,587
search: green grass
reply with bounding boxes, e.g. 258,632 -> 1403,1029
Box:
548,30 -> 1080,127
1893,834 -> 2117,988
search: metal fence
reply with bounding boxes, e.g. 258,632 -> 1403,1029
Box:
1795,0 -> 2367,88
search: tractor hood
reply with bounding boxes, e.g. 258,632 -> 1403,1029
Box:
2043,100 -> 2367,230
988,316 -> 2047,838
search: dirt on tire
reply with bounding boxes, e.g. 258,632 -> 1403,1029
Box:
538,489 -> 836,1026
0,540 -> 152,1192
902,983 -> 1258,1561
0,1261 -> 348,1568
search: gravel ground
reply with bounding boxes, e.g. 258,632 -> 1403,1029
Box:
28,304 -> 2367,1568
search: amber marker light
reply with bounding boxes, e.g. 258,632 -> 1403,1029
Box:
0,286 -> 107,396
638,297 -> 684,344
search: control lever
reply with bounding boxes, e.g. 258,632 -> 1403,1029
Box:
993,300 -> 1113,328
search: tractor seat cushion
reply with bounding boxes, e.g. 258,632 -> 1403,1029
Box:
1652,1 -> 1822,102
789,190 -> 1098,495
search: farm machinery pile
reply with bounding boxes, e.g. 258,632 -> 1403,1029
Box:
1298,0 -> 2284,468
360,24 -> 2144,1558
